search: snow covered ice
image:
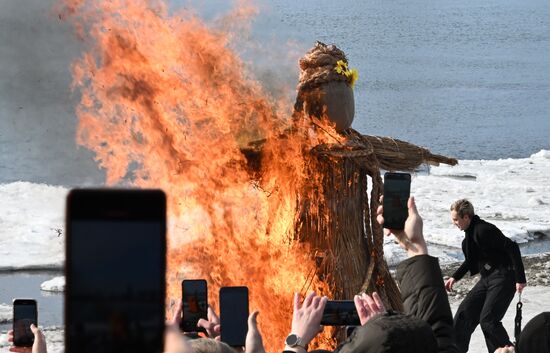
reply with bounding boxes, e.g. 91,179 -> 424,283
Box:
383,150 -> 550,266
40,277 -> 65,293
1,151 -> 549,271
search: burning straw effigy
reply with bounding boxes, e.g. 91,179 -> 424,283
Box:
245,42 -> 457,321
62,0 -> 456,345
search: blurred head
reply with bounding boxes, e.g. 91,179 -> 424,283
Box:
450,199 -> 474,231
517,312 -> 550,353
334,312 -> 437,353
189,338 -> 235,353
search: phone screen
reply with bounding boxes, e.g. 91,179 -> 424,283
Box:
13,300 -> 37,347
66,189 -> 166,353
181,280 -> 208,332
321,300 -> 360,326
383,172 -> 411,229
219,286 -> 248,347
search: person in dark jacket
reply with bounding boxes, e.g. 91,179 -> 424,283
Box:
445,199 -> 527,353
283,196 -> 458,353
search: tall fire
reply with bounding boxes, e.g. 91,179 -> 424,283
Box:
58,0 -> 457,352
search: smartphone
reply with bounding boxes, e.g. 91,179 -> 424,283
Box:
13,299 -> 38,347
321,300 -> 361,326
383,172 -> 411,229
219,286 -> 249,347
65,189 -> 166,353
181,279 -> 208,333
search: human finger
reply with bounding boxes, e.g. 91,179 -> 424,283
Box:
354,294 -> 365,311
372,292 -> 385,312
171,300 -> 183,325
247,311 -> 259,331
318,296 -> 328,312
376,213 -> 385,227
303,291 -> 316,307
408,196 -> 418,216
208,305 -> 220,324
293,292 -> 301,310
354,295 -> 368,321
197,318 -> 215,336
9,348 -> 29,353
362,293 -> 377,313
312,295 -> 322,309
30,324 -> 45,341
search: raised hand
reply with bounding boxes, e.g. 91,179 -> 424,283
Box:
245,311 -> 266,353
197,305 -> 221,339
354,292 -> 386,326
8,324 -> 47,353
377,196 -> 428,257
290,291 -> 328,346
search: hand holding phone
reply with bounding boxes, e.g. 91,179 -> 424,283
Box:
378,193 -> 427,257
321,300 -> 360,326
181,279 -> 208,333
12,299 -> 38,347
219,286 -> 249,347
383,172 -> 411,230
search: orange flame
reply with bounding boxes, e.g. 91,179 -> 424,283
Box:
59,0 -> 340,351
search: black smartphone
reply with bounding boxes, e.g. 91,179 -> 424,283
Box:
13,299 -> 38,347
321,300 -> 360,326
181,279 -> 208,333
383,172 -> 411,230
65,189 -> 166,353
219,286 -> 249,347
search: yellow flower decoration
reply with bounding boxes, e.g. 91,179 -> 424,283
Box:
334,60 -> 359,88
349,69 -> 359,87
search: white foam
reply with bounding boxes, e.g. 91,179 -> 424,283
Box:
40,276 -> 65,292
0,303 -> 11,324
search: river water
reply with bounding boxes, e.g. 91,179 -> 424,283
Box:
1,0 -> 549,185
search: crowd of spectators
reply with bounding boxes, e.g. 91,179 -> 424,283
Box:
8,197 -> 549,353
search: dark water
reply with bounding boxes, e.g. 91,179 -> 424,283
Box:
0,271 -> 63,331
251,0 -> 550,159
1,0 -> 549,185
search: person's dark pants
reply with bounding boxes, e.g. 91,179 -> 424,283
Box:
453,268 -> 516,353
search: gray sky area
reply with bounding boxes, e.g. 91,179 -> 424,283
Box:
0,0 -> 104,185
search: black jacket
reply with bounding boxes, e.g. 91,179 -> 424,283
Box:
451,215 -> 526,283
396,255 -> 458,353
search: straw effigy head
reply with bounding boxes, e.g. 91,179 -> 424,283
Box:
294,42 -> 358,132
